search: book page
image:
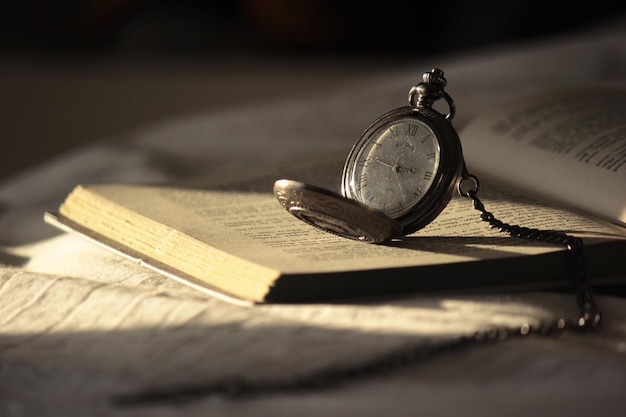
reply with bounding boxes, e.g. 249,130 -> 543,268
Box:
60,152 -> 624,291
461,89 -> 626,227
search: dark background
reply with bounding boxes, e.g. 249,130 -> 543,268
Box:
2,0 -> 625,180
3,0 -> 625,57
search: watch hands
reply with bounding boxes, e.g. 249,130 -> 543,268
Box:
389,159 -> 407,202
373,157 -> 418,201
373,158 -> 417,173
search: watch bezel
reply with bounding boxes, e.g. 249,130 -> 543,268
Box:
342,106 -> 464,235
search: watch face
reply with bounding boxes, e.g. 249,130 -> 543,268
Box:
346,116 -> 440,218
342,107 -> 463,234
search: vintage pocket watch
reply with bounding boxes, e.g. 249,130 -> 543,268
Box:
273,68 -> 600,329
274,68 -> 465,243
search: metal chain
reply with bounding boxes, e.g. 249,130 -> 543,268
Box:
460,173 -> 601,331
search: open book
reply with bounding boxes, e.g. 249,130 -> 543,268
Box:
46,89 -> 626,304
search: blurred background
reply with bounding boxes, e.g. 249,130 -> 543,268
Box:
2,0 -> 625,180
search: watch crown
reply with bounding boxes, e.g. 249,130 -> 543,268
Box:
409,68 -> 455,120
423,68 -> 447,87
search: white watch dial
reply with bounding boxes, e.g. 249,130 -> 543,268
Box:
350,117 -> 440,218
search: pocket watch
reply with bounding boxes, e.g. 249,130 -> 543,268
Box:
274,68 -> 465,243
274,68 -> 600,329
